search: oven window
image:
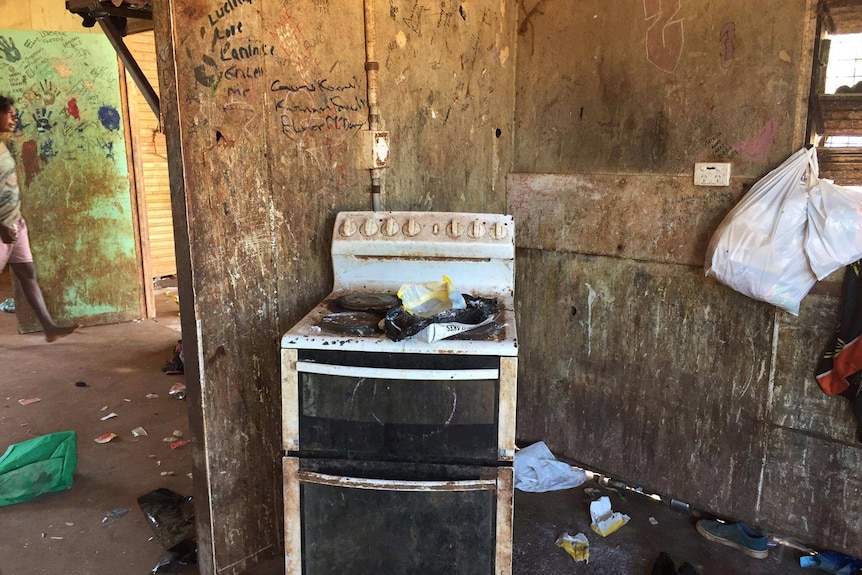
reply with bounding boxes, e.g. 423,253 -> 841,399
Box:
300,477 -> 496,575
299,372 -> 499,464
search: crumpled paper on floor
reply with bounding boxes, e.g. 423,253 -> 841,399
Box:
513,441 -> 587,492
555,532 -> 589,563
590,495 -> 630,537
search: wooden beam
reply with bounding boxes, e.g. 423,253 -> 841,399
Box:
119,57 -> 155,318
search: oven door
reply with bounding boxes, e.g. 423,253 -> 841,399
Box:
287,350 -> 501,465
283,458 -> 513,575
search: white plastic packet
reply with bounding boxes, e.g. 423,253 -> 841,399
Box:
513,441 -> 587,492
415,317 -> 495,343
589,496 -> 630,537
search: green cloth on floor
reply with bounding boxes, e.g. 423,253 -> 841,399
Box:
0,431 -> 77,506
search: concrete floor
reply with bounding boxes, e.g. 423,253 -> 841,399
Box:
0,269 -> 822,575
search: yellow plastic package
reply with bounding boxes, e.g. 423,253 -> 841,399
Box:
397,276 -> 466,318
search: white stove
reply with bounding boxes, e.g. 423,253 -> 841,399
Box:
280,211 -> 518,575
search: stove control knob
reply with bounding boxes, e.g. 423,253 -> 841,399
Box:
446,219 -> 464,238
403,218 -> 421,237
467,220 -> 487,239
360,217 -> 379,236
339,218 -> 358,237
490,222 -> 508,240
382,218 -> 399,237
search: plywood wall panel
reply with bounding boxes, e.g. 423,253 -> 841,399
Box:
157,0 -> 516,572
373,1 -> 516,212
514,0 -> 811,176
515,249 -> 775,521
757,426 -> 862,556
159,1 -> 283,572
772,293 -> 860,443
509,173 -> 751,267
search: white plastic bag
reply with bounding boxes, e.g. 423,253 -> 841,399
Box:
705,147 -> 819,315
513,441 -> 587,492
805,178 -> 862,280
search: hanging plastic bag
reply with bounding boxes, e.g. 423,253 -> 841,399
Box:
805,178 -> 862,280
705,147 -> 819,315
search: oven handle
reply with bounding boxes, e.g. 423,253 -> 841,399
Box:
297,470 -> 497,491
295,361 -> 499,381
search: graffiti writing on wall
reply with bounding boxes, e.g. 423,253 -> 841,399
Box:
643,0 -> 684,73
0,31 -> 128,179
0,29 -> 140,321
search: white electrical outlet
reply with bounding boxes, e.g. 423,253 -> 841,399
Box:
694,162 -> 732,186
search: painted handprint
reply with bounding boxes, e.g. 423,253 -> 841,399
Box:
38,80 -> 57,106
32,108 -> 56,133
0,36 -> 21,63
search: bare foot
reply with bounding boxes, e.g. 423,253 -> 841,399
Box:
45,325 -> 79,343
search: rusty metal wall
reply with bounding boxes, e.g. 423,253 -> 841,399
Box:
155,1 -> 515,573
512,0 -> 862,557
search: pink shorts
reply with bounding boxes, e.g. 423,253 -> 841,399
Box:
0,218 -> 34,271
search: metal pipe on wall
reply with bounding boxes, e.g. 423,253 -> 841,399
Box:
363,0 -> 383,211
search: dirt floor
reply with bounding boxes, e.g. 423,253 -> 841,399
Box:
0,269 -> 830,575
0,269 -> 195,575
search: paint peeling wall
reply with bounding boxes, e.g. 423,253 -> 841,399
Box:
0,29 -> 141,330
512,0 -> 862,557
155,1 -> 515,572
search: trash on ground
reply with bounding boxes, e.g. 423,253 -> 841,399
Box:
172,430 -> 183,438
160,471 -> 176,476
95,433 -> 118,444
652,552 -> 698,575
151,539 -> 197,574
100,412 -> 118,421
168,383 -> 186,400
170,439 -> 190,450
100,405 -> 108,412
0,431 -> 77,507
131,427 -> 148,438
513,441 -> 587,492
555,532 -> 589,563
138,488 -> 197,573
18,398 -> 41,406
101,507 -> 130,527
124,399 -> 132,402
162,340 -> 184,375
146,393 -> 159,399
649,516 -> 659,525
584,487 -> 603,500
0,297 -> 15,313
162,437 -> 178,443
384,286 -> 498,342
74,381 -> 87,388
590,496 -> 630,537
800,550 -> 862,574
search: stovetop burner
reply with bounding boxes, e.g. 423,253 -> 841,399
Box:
320,311 -> 383,336
336,293 -> 400,312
